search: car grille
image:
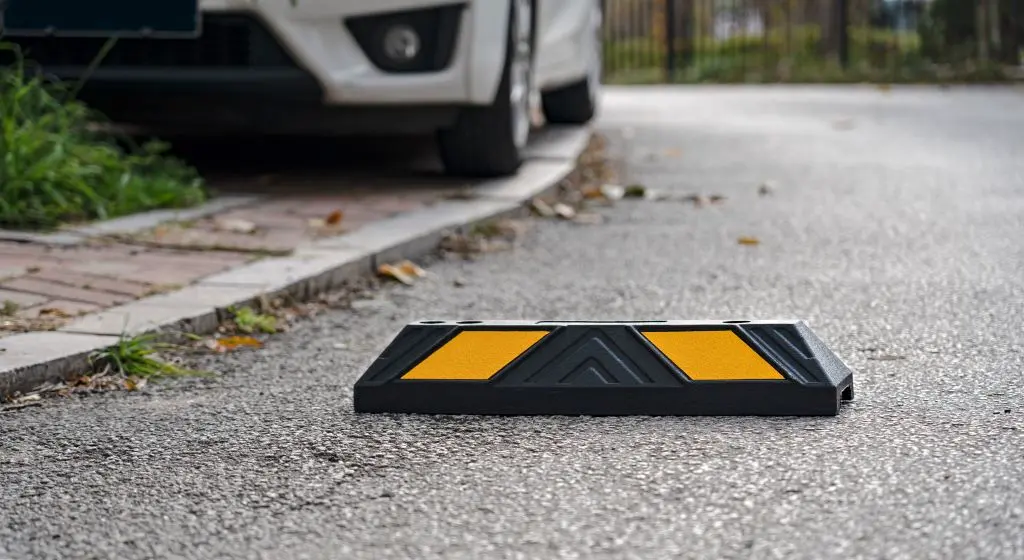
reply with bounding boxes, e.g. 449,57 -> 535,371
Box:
1,14 -> 296,68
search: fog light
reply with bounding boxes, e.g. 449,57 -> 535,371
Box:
382,24 -> 420,62
346,4 -> 463,73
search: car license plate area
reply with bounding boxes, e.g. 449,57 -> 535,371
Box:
1,0 -> 201,38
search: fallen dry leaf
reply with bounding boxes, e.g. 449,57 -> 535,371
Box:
600,184 -> 626,201
709,194 -> 727,204
9,393 -> 41,405
378,264 -> 414,285
1,395 -> 42,412
209,335 -> 264,352
123,377 -> 148,391
378,262 -> 422,285
580,185 -> 623,205
325,209 -> 344,226
737,236 -> 761,246
530,198 -> 557,217
397,260 -> 427,278
553,203 -> 577,220
37,307 -> 72,318
214,217 -> 258,234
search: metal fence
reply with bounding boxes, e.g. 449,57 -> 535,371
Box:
601,0 -> 1023,83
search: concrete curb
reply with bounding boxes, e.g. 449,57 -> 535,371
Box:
0,126 -> 591,398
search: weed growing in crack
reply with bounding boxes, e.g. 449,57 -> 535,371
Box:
90,332 -> 210,379
229,306 -> 278,334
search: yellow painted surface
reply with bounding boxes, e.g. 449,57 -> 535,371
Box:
641,330 -> 784,381
401,330 -> 548,380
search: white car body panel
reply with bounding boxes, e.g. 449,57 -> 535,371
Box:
534,0 -> 599,91
197,0 -> 595,106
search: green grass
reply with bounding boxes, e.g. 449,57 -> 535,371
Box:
90,332 -> 210,379
0,42 -> 207,231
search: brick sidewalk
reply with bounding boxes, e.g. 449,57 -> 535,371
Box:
0,186 -> 460,335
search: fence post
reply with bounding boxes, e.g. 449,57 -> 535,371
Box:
665,0 -> 677,81
837,0 -> 849,68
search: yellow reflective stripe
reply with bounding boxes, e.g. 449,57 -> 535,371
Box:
641,330 -> 784,381
401,330 -> 548,380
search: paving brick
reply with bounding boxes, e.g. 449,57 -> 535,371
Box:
141,228 -> 306,253
0,171 -> 491,346
0,289 -> 48,308
18,299 -> 101,319
128,249 -> 251,268
0,256 -> 62,272
0,278 -> 129,306
0,242 -> 55,257
158,258 -> 247,275
284,199 -> 364,218
32,269 -> 154,297
322,207 -> 393,228
46,246 -> 138,262
212,209 -> 311,230
110,261 -> 235,286
366,197 -> 431,214
0,266 -> 28,281
65,260 -> 145,278
72,243 -> 144,257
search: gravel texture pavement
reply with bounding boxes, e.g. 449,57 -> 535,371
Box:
2,85 -> 1023,560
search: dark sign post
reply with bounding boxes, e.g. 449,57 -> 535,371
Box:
1,0 -> 200,38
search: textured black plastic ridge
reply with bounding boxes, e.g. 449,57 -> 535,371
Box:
353,320 -> 856,416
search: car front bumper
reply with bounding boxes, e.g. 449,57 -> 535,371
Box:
3,0 -> 509,107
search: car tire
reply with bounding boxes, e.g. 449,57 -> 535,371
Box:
438,0 -> 533,178
541,1 -> 602,125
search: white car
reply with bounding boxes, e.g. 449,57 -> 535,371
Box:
5,0 -> 603,177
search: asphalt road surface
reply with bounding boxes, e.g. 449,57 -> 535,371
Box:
3,86 -> 1023,560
